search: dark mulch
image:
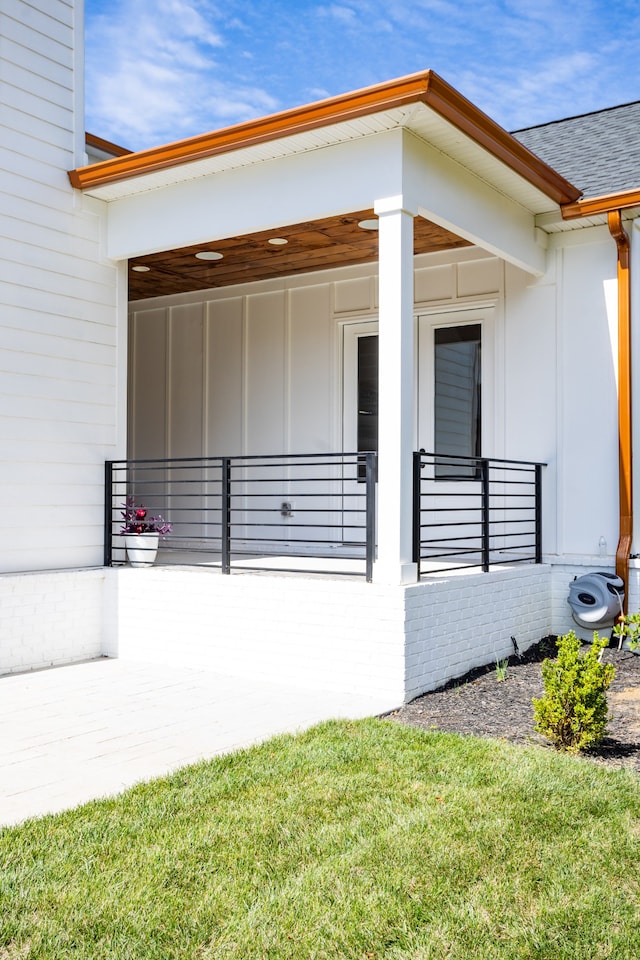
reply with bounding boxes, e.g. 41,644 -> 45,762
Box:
388,636 -> 640,772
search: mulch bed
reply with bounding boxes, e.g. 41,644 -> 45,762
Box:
388,637 -> 640,772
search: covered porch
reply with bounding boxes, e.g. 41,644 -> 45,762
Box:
62,72 -> 580,698
72,72 -> 577,591
101,447 -> 549,704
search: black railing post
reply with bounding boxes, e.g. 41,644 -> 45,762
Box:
104,460 -> 113,567
412,451 -> 422,574
534,463 -> 543,564
481,458 -> 490,572
222,457 -> 231,574
365,452 -> 376,583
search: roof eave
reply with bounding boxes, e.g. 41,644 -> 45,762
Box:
69,70 -> 581,206
562,188 -> 640,219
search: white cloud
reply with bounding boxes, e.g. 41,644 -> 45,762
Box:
85,0 -> 279,148
317,5 -> 359,25
85,0 -> 640,150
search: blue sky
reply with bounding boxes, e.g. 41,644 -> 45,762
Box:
85,0 -> 640,152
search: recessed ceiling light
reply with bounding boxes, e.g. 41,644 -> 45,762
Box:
267,237 -> 288,246
131,264 -> 150,272
195,251 -> 224,261
357,219 -> 379,231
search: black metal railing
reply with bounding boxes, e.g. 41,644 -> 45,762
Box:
105,452 -> 377,581
105,450 -> 544,582
413,451 -> 544,576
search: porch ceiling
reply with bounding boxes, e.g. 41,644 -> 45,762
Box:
128,209 -> 471,301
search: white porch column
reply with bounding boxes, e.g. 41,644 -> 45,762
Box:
373,196 -> 418,585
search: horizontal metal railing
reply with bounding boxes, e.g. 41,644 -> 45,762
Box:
106,450 -> 544,582
105,452 -> 377,581
413,451 -> 544,576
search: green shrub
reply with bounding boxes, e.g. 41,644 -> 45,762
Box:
613,611 -> 640,651
532,631 -> 615,753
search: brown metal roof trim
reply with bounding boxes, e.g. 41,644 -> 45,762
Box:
69,71 -> 581,204
562,188 -> 640,219
85,132 -> 132,157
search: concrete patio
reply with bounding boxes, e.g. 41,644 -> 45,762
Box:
0,658 -> 395,828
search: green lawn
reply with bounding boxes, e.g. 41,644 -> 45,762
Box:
1,718 -> 639,959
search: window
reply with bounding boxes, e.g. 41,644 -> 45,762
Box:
356,334 -> 378,480
434,324 -> 481,477
357,334 -> 378,454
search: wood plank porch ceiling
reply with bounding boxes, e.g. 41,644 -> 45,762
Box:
128,210 -> 470,301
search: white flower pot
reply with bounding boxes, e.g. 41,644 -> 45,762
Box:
124,532 -> 159,567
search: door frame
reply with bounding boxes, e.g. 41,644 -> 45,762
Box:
342,319 -> 379,454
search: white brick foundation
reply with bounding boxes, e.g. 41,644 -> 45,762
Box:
4,561 -> 607,700
107,563 -> 556,703
0,569 -> 105,675
626,561 -> 640,615
403,565 -> 552,700
106,568 -> 408,704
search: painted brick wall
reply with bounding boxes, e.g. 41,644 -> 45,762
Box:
109,568 -> 408,704
626,563 -> 640,615
0,569 -> 105,675
0,562 -> 572,694
404,565 -> 552,699
110,564 -> 555,704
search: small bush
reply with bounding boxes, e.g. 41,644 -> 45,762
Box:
613,611 -> 640,651
532,631 -> 615,753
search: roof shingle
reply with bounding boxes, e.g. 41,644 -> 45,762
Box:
513,101 -> 640,198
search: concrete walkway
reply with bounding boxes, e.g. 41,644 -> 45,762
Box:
0,658 -> 395,828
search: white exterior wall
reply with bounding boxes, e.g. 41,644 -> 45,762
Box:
0,0 -> 122,574
0,569 -> 105,674
128,248 -> 503,460
404,565 -> 552,699
504,226 -> 619,564
130,229 -> 620,570
105,564 -> 553,702
106,568 -> 407,702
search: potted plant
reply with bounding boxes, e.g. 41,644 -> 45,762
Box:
120,496 -> 172,567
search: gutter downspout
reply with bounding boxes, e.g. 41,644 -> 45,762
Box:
608,210 -> 632,611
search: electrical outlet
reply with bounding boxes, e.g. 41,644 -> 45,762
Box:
280,501 -> 293,517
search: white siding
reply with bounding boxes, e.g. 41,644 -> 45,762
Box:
504,227 -> 619,562
0,0 -> 121,572
129,237 -> 622,572
130,276 -> 340,459
128,250 -> 501,461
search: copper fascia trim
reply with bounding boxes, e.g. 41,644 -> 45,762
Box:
85,132 -> 132,157
562,188 -> 640,220
420,73 -> 580,205
609,210 -> 633,607
68,70 -> 580,204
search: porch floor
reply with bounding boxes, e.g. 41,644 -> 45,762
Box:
0,658 -> 393,828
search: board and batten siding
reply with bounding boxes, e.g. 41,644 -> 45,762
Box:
1,0 -> 122,573
128,250 -> 501,465
129,237 -> 622,566
129,278 -> 337,460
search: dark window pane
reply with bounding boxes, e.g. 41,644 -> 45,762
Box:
434,324 -> 481,478
357,335 -> 378,453
357,335 -> 378,480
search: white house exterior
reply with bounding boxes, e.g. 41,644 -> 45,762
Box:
2,0 -> 640,705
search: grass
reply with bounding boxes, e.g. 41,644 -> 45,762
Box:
1,718 -> 640,959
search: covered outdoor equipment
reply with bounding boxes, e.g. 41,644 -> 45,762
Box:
567,571 -> 624,630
